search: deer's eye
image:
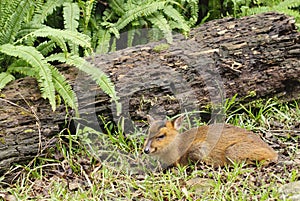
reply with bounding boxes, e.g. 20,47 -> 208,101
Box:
156,134 -> 165,140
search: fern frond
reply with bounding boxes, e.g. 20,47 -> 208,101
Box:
29,27 -> 91,49
46,53 -> 121,114
101,21 -> 120,39
0,44 -> 56,111
49,36 -> 69,56
186,0 -> 199,27
277,0 -> 300,9
115,1 -> 166,31
0,0 -> 32,44
163,5 -> 190,33
15,23 -> 42,41
0,72 -> 15,91
108,0 -> 125,15
95,29 -> 112,54
7,60 -> 37,77
148,13 -> 173,43
79,0 -> 97,34
32,0 -> 65,24
45,53 -> 67,63
63,2 -> 80,54
63,2 -> 80,31
66,55 -> 121,114
49,65 -> 77,110
127,28 -> 135,47
36,40 -> 57,56
0,0 -> 22,28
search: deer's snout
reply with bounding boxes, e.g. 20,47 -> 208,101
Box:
143,139 -> 152,154
144,148 -> 150,154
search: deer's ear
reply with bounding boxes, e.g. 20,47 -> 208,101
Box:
146,115 -> 156,125
173,115 -> 185,130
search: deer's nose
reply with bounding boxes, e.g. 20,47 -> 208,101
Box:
144,148 -> 150,154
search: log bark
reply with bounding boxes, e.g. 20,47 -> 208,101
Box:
0,12 -> 299,175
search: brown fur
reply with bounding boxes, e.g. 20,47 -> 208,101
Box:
143,115 -> 278,167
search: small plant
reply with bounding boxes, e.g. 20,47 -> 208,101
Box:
89,0 -> 198,53
0,0 -> 118,112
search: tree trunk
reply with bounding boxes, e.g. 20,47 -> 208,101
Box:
0,12 -> 299,175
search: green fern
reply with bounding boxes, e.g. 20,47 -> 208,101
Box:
0,0 -> 22,29
78,0 -> 97,34
36,40 -> 57,56
21,27 -> 91,49
0,44 -> 56,110
3,48 -> 77,112
76,0 -> 197,52
237,0 -> 300,30
32,0 -> 65,24
109,0 -> 125,16
163,5 -> 190,34
0,0 -> 32,44
63,2 -> 80,54
7,61 -> 37,77
0,1 -> 120,115
49,65 -> 77,110
148,13 -> 173,43
46,53 -> 121,115
114,1 -> 166,31
49,36 -> 69,56
186,0 -> 199,27
63,2 -> 80,31
0,72 -> 15,91
95,28 -> 112,54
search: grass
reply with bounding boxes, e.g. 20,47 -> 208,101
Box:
0,98 -> 299,200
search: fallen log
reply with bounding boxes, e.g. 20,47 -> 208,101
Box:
0,12 -> 299,175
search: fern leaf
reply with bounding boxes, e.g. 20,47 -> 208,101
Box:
15,23 -> 42,40
30,27 -> 91,49
7,60 -> 37,77
185,0 -> 199,26
0,72 -> 15,91
63,2 -> 80,31
67,55 -> 121,114
8,66 -> 37,77
0,0 -> 22,29
0,44 -> 56,111
49,36 -> 69,56
63,2 -> 80,54
46,53 -> 121,114
115,1 -> 166,31
108,0 -> 125,15
148,13 -> 173,43
32,0 -> 65,24
163,5 -> 190,33
80,0 -> 97,33
0,0 -> 32,44
45,53 -> 67,63
36,40 -> 57,56
127,28 -> 135,47
277,0 -> 300,9
95,29 -> 112,54
49,65 -> 77,109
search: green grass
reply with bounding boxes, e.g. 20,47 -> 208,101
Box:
0,98 -> 299,200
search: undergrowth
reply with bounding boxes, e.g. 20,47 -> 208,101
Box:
0,98 -> 299,200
